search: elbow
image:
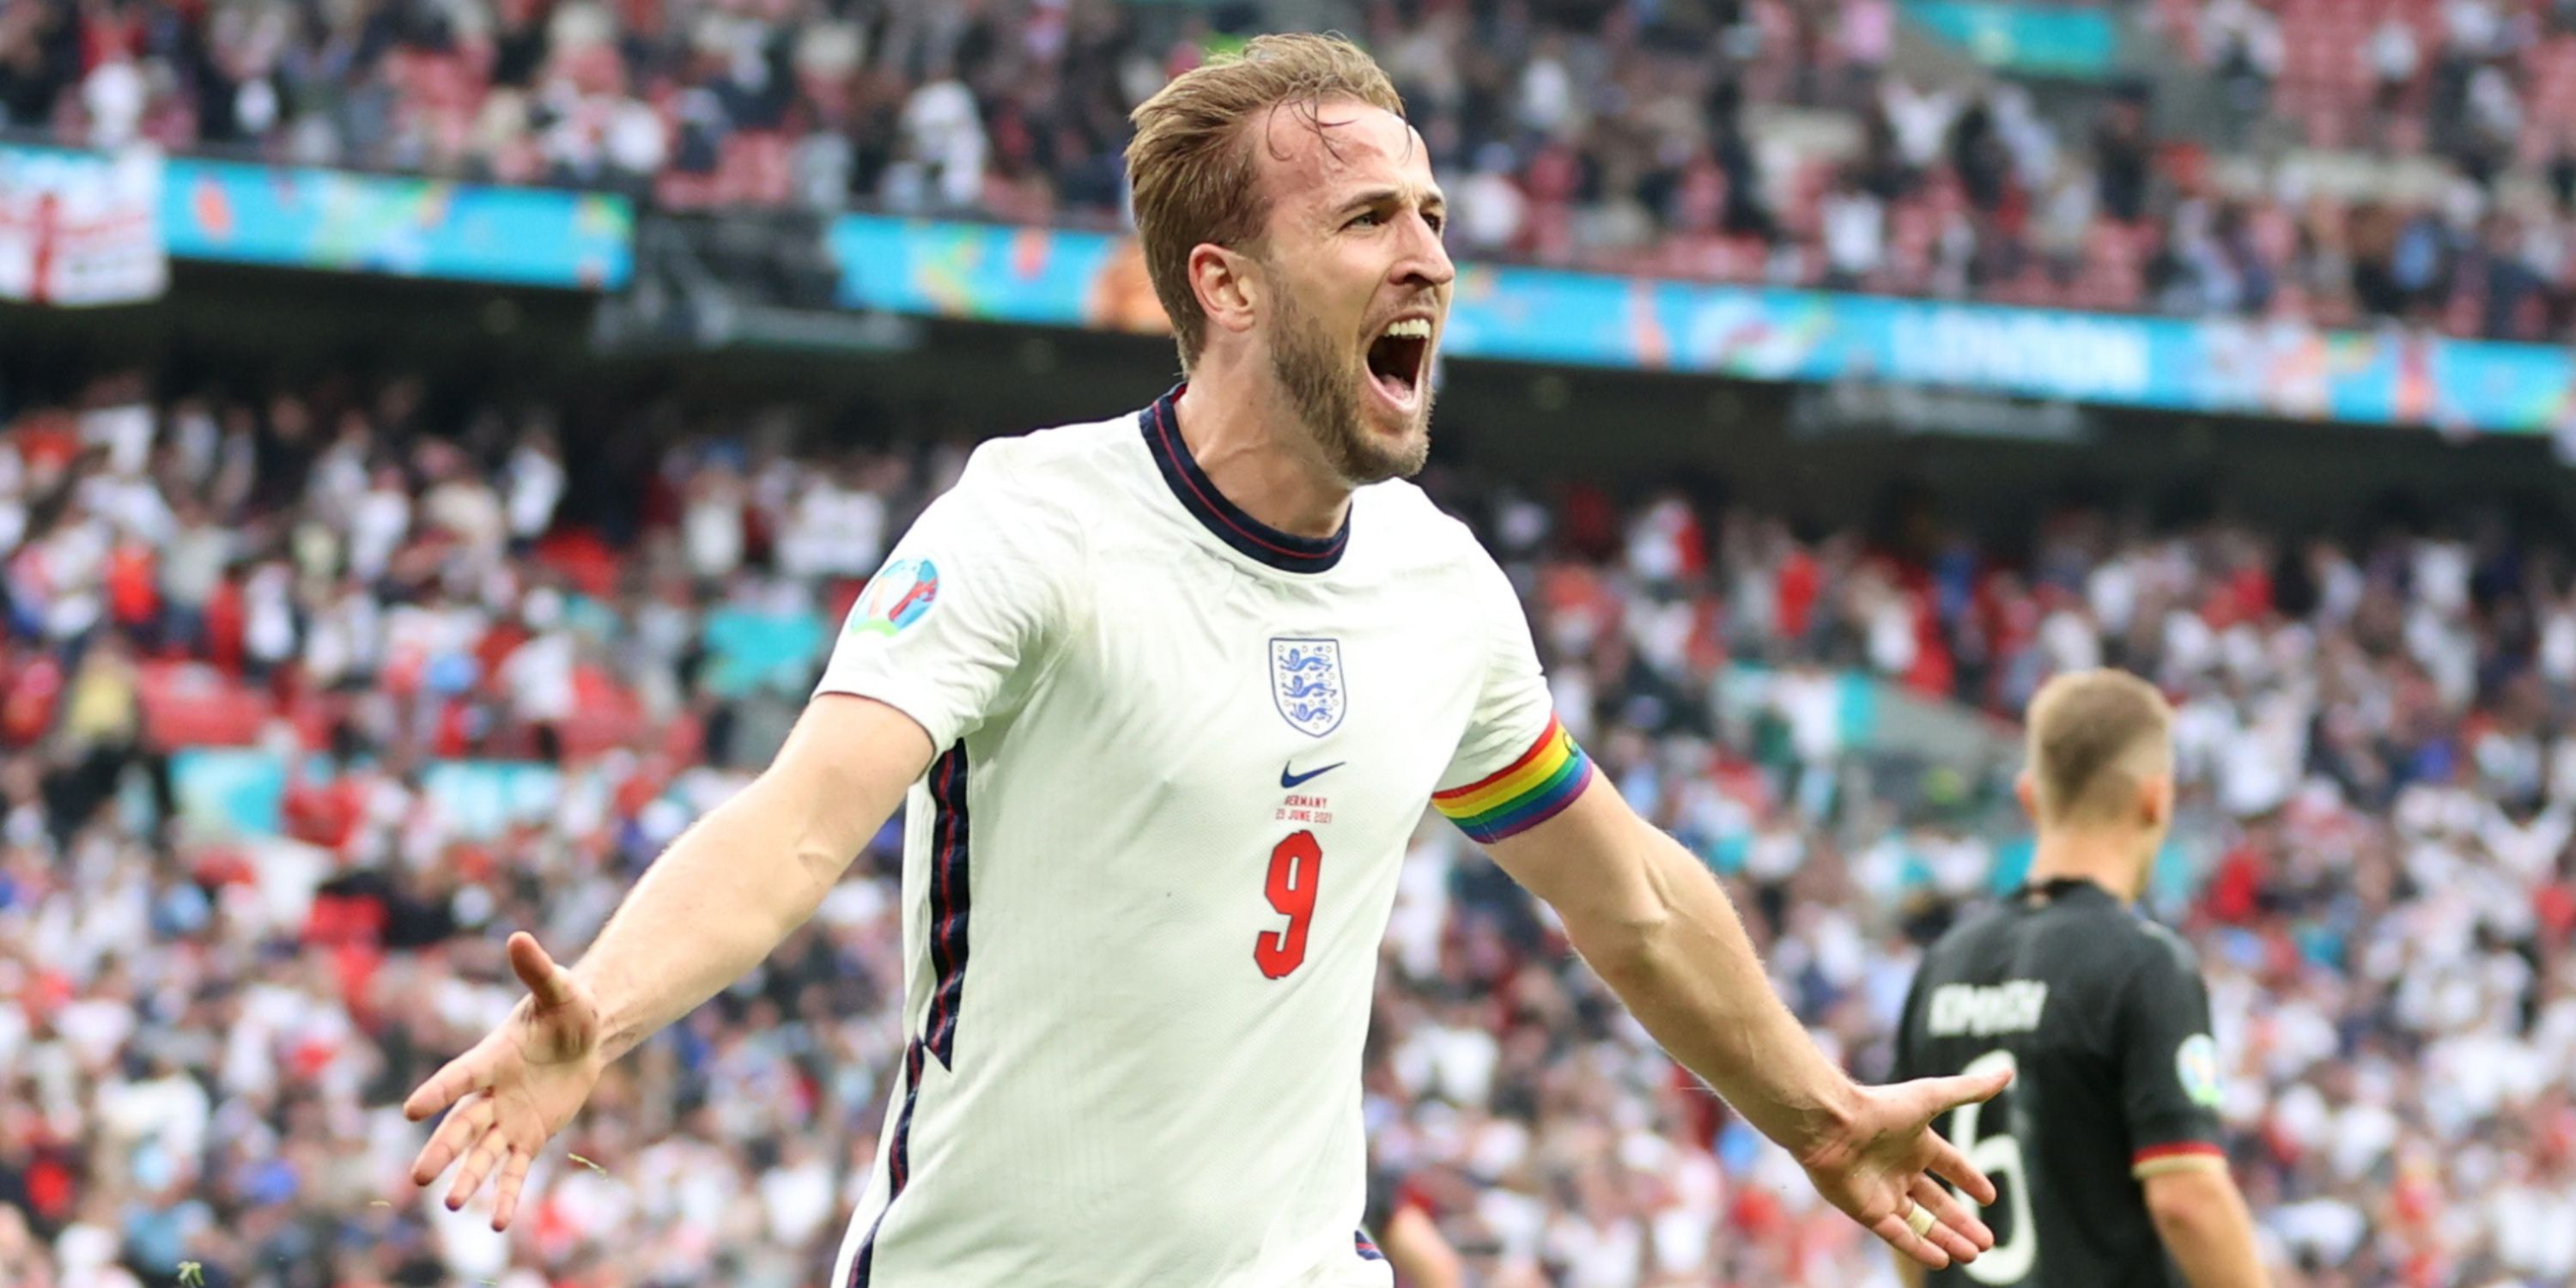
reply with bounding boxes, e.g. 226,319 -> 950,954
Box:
1564,902 -> 1680,988
1558,854 -> 1703,987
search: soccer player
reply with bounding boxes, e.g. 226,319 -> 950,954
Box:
404,33 -> 2010,1287
1892,670 -> 2269,1288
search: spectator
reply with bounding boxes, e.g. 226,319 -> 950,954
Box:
890,62 -> 986,213
1820,168 -> 1885,289
10,0 -> 2576,339
2368,15 -> 2421,127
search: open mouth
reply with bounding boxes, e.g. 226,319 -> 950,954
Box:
1365,318 -> 1431,406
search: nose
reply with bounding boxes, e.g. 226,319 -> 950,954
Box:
1394,210 -> 1454,291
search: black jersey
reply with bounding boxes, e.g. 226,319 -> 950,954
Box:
1893,878 -> 2229,1288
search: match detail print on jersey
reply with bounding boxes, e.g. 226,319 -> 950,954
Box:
1433,714 -> 1595,843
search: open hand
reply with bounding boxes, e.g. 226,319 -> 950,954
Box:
403,932 -> 608,1230
1797,1066 -> 2013,1269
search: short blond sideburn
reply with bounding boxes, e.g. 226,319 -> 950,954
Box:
1126,33 -> 1406,371
2026,669 -> 2174,827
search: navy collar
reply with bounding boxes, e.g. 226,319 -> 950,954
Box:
2018,877 -> 2120,907
1139,386 -> 1349,574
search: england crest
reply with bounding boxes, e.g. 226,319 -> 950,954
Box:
1270,637 -> 1346,738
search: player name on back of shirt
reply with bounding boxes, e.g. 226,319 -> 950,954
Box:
1924,980 -> 2050,1037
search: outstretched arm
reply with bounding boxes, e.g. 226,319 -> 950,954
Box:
576,693 -> 931,1061
1479,778 -> 2007,1270
404,694 -> 930,1226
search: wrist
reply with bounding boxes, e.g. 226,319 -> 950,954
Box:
573,965 -> 637,1069
1783,1072 -> 1865,1167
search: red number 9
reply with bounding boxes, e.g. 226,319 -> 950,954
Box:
1255,830 -> 1323,979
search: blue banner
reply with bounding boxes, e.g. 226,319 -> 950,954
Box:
164,157 -> 631,289
173,750 -> 568,840
0,143 -> 632,289
829,214 -> 2576,436
1902,1 -> 2120,78
172,748 -> 294,836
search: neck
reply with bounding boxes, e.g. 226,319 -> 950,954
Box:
1173,356 -> 1352,540
2025,829 -> 2151,905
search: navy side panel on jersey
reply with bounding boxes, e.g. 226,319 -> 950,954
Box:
852,743 -> 974,1287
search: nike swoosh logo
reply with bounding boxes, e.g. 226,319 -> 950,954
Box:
1279,761 -> 1345,789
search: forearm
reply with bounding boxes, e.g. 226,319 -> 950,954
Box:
1569,827 -> 1857,1154
577,771 -> 876,1064
2152,1184 -> 2269,1288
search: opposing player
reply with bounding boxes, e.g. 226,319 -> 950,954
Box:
1892,670 -> 2269,1288
1362,1169 -> 1461,1288
405,33 -> 2008,1287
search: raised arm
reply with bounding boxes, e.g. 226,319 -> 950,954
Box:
1478,777 -> 2008,1271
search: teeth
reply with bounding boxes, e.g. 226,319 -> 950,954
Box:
1381,319 -> 1431,339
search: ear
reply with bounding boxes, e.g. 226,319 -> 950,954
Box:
2014,772 -> 2038,823
1188,242 -> 1263,341
2140,774 -> 2174,829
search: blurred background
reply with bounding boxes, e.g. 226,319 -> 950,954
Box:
3,0 -> 2576,1285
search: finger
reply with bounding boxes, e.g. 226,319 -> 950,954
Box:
508,932 -> 576,1009
1908,1066 -> 2013,1121
447,1124 -> 509,1212
410,1097 -> 493,1187
490,1145 -> 531,1232
1923,1130 -> 1999,1206
404,1050 -> 489,1121
1911,1175 -> 1993,1260
1871,1206 -> 1950,1270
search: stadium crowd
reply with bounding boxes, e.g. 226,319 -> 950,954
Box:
0,366 -> 2572,1288
21,0 -> 2576,338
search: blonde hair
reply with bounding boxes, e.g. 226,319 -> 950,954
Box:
2026,669 -> 2173,827
1126,33 -> 1405,371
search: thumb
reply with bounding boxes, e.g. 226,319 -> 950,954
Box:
508,932 -> 577,1009
1910,1066 -> 2012,1121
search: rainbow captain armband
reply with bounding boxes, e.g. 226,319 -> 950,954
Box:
1433,715 -> 1597,844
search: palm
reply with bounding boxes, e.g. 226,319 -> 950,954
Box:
402,932 -> 607,1230
1806,1108 -> 1938,1213
486,992 -> 598,1124
1797,1071 -> 2011,1270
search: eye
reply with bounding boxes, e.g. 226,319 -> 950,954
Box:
1424,210 -> 1446,234
1346,210 -> 1383,229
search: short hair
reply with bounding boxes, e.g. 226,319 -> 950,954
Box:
1126,33 -> 1405,372
2025,669 -> 2173,827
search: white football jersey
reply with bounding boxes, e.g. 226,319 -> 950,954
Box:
816,389 -> 1595,1288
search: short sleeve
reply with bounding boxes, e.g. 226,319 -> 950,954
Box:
2119,929 -> 2228,1177
1431,557 -> 1594,844
812,449 -> 1078,750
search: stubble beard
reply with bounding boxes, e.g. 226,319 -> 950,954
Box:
1267,284 -> 1432,487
